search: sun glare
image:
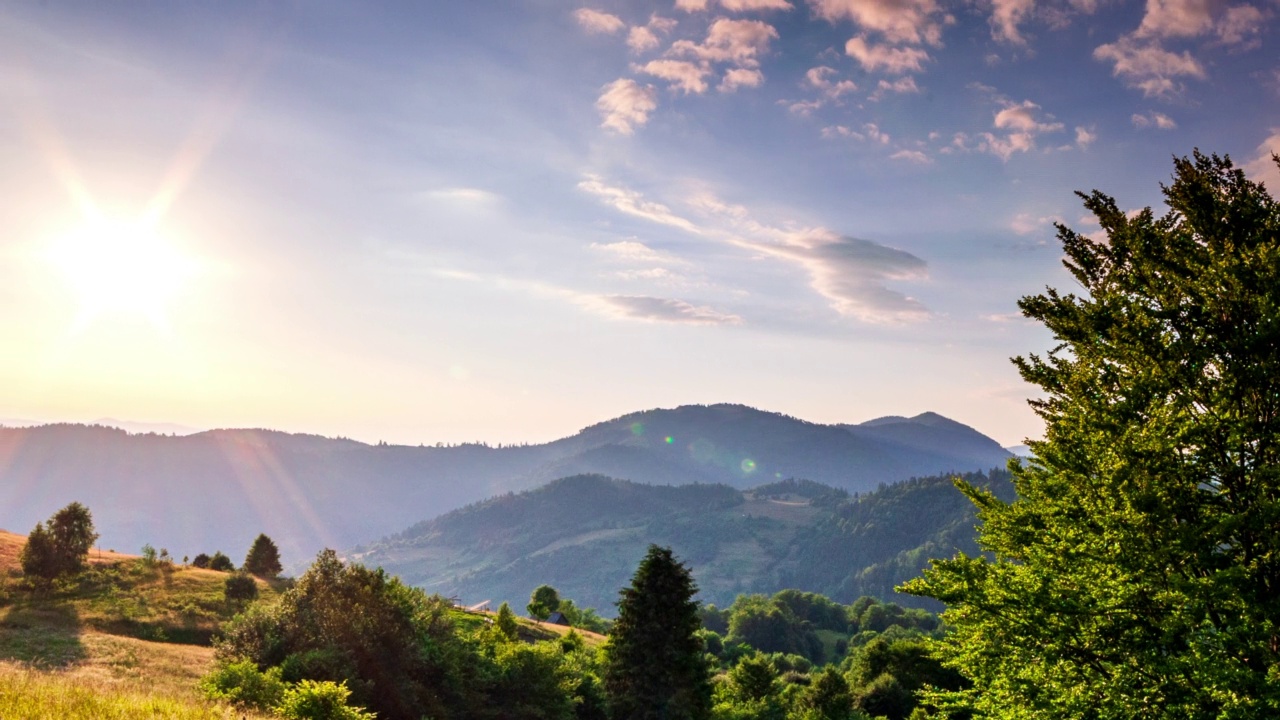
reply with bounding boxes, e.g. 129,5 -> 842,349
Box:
47,216 -> 198,329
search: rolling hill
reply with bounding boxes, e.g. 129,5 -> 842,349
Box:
0,405 -> 1010,568
353,469 -> 1016,613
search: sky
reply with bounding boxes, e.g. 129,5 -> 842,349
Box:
1,0 -> 1277,448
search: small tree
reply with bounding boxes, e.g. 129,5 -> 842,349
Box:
496,601 -> 520,641
192,553 -> 211,569
48,502 -> 98,574
527,584 -> 561,620
244,533 -> 283,578
19,522 -> 59,581
208,551 -> 235,572
604,545 -> 711,720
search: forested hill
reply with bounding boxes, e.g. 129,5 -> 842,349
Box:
353,469 -> 1015,613
0,405 -> 1009,567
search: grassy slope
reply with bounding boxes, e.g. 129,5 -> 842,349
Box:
0,530 -> 273,719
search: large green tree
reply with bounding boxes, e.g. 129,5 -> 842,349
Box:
604,545 -> 711,720
21,502 -> 98,579
904,151 -> 1280,719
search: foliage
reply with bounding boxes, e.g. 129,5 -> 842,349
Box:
191,553 -> 211,569
482,640 -> 576,720
199,658 -> 286,710
21,502 -> 99,580
604,545 -> 711,720
225,572 -> 259,603
904,151 -> 1280,719
844,636 -> 966,720
208,551 -> 235,572
725,595 -> 823,663
217,549 -> 472,720
797,666 -> 855,720
244,534 -> 284,578
496,601 -> 520,641
727,653 -> 778,702
275,680 -> 376,720
529,584 -> 561,620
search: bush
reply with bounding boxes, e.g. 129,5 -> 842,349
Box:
208,551 -> 235,572
191,553 -> 211,569
200,659 -> 286,709
275,680 -> 375,720
225,572 -> 259,603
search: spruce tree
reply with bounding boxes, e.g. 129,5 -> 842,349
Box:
604,545 -> 710,720
904,151 -> 1280,718
244,533 -> 283,578
20,522 -> 59,580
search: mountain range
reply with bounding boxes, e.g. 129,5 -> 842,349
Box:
0,404 -> 1010,567
354,470 -> 1015,613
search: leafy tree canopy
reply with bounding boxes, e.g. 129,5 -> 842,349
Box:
20,502 -> 98,580
528,584 -> 561,620
904,151 -> 1280,718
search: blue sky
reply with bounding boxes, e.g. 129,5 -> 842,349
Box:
1,0 -> 1276,446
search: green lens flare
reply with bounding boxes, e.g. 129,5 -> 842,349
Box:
630,422 -> 644,436
740,459 -> 757,473
664,436 -> 674,444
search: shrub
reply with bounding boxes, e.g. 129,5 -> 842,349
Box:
275,679 -> 375,720
225,572 -> 259,603
191,553 -> 211,569
208,551 -> 235,572
200,659 -> 286,709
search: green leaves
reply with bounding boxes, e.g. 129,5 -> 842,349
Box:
905,152 -> 1280,719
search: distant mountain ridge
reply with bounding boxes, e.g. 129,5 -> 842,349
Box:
355,470 -> 1015,612
0,405 -> 1010,567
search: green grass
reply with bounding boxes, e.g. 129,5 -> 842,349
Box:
0,666 -> 263,719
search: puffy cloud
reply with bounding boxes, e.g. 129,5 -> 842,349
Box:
628,26 -> 662,52
870,76 -> 920,99
789,99 -> 826,115
671,18 -> 779,67
1135,0 -> 1215,39
638,59 -> 711,93
1244,130 -> 1280,190
809,0 -> 947,45
891,149 -> 932,163
845,36 -> 930,74
972,99 -> 1064,160
989,0 -> 1036,44
807,66 -> 859,98
994,100 -> 1064,133
574,8 -> 625,34
1075,125 -> 1096,148
679,0 -> 793,9
1216,4 -> 1265,45
1131,110 -> 1177,128
720,67 -> 765,92
589,295 -> 742,324
578,176 -> 701,233
596,79 -> 658,134
1093,37 -> 1205,97
821,123 -> 891,143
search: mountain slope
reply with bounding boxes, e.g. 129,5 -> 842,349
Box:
0,406 -> 1010,567
355,470 -> 1015,613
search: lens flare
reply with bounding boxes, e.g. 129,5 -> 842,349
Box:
740,458 -> 757,473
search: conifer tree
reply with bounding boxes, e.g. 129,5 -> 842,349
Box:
604,545 -> 710,720
496,601 -> 519,641
243,533 -> 283,578
904,151 -> 1280,718
19,522 -> 59,580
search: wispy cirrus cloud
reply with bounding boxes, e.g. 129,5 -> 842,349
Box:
1131,110 -> 1177,128
580,177 -> 931,323
809,0 -> 948,45
596,79 -> 657,134
588,295 -> 742,324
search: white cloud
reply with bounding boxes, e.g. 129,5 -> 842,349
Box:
809,0 -> 948,45
574,8 -> 626,34
1131,110 -> 1177,128
1010,212 -> 1063,234
589,240 -> 687,265
994,100 -> 1064,133
671,18 -> 779,67
807,66 -> 859,98
578,176 -> 701,233
973,100 -> 1064,160
596,79 -> 658,134
989,0 -> 1036,44
1216,4 -> 1265,45
628,26 -> 662,52
588,295 -> 742,324
679,0 -> 793,9
790,99 -> 826,116
1244,129 -> 1280,190
1075,125 -> 1096,148
1135,0 -> 1214,39
720,67 -> 765,92
1093,37 -> 1205,97
845,36 -> 930,74
638,59 -> 712,94
891,149 -> 932,163
871,76 -> 920,99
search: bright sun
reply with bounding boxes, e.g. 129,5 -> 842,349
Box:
47,216 -> 198,329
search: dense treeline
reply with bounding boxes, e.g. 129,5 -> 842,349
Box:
205,546 -> 959,720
